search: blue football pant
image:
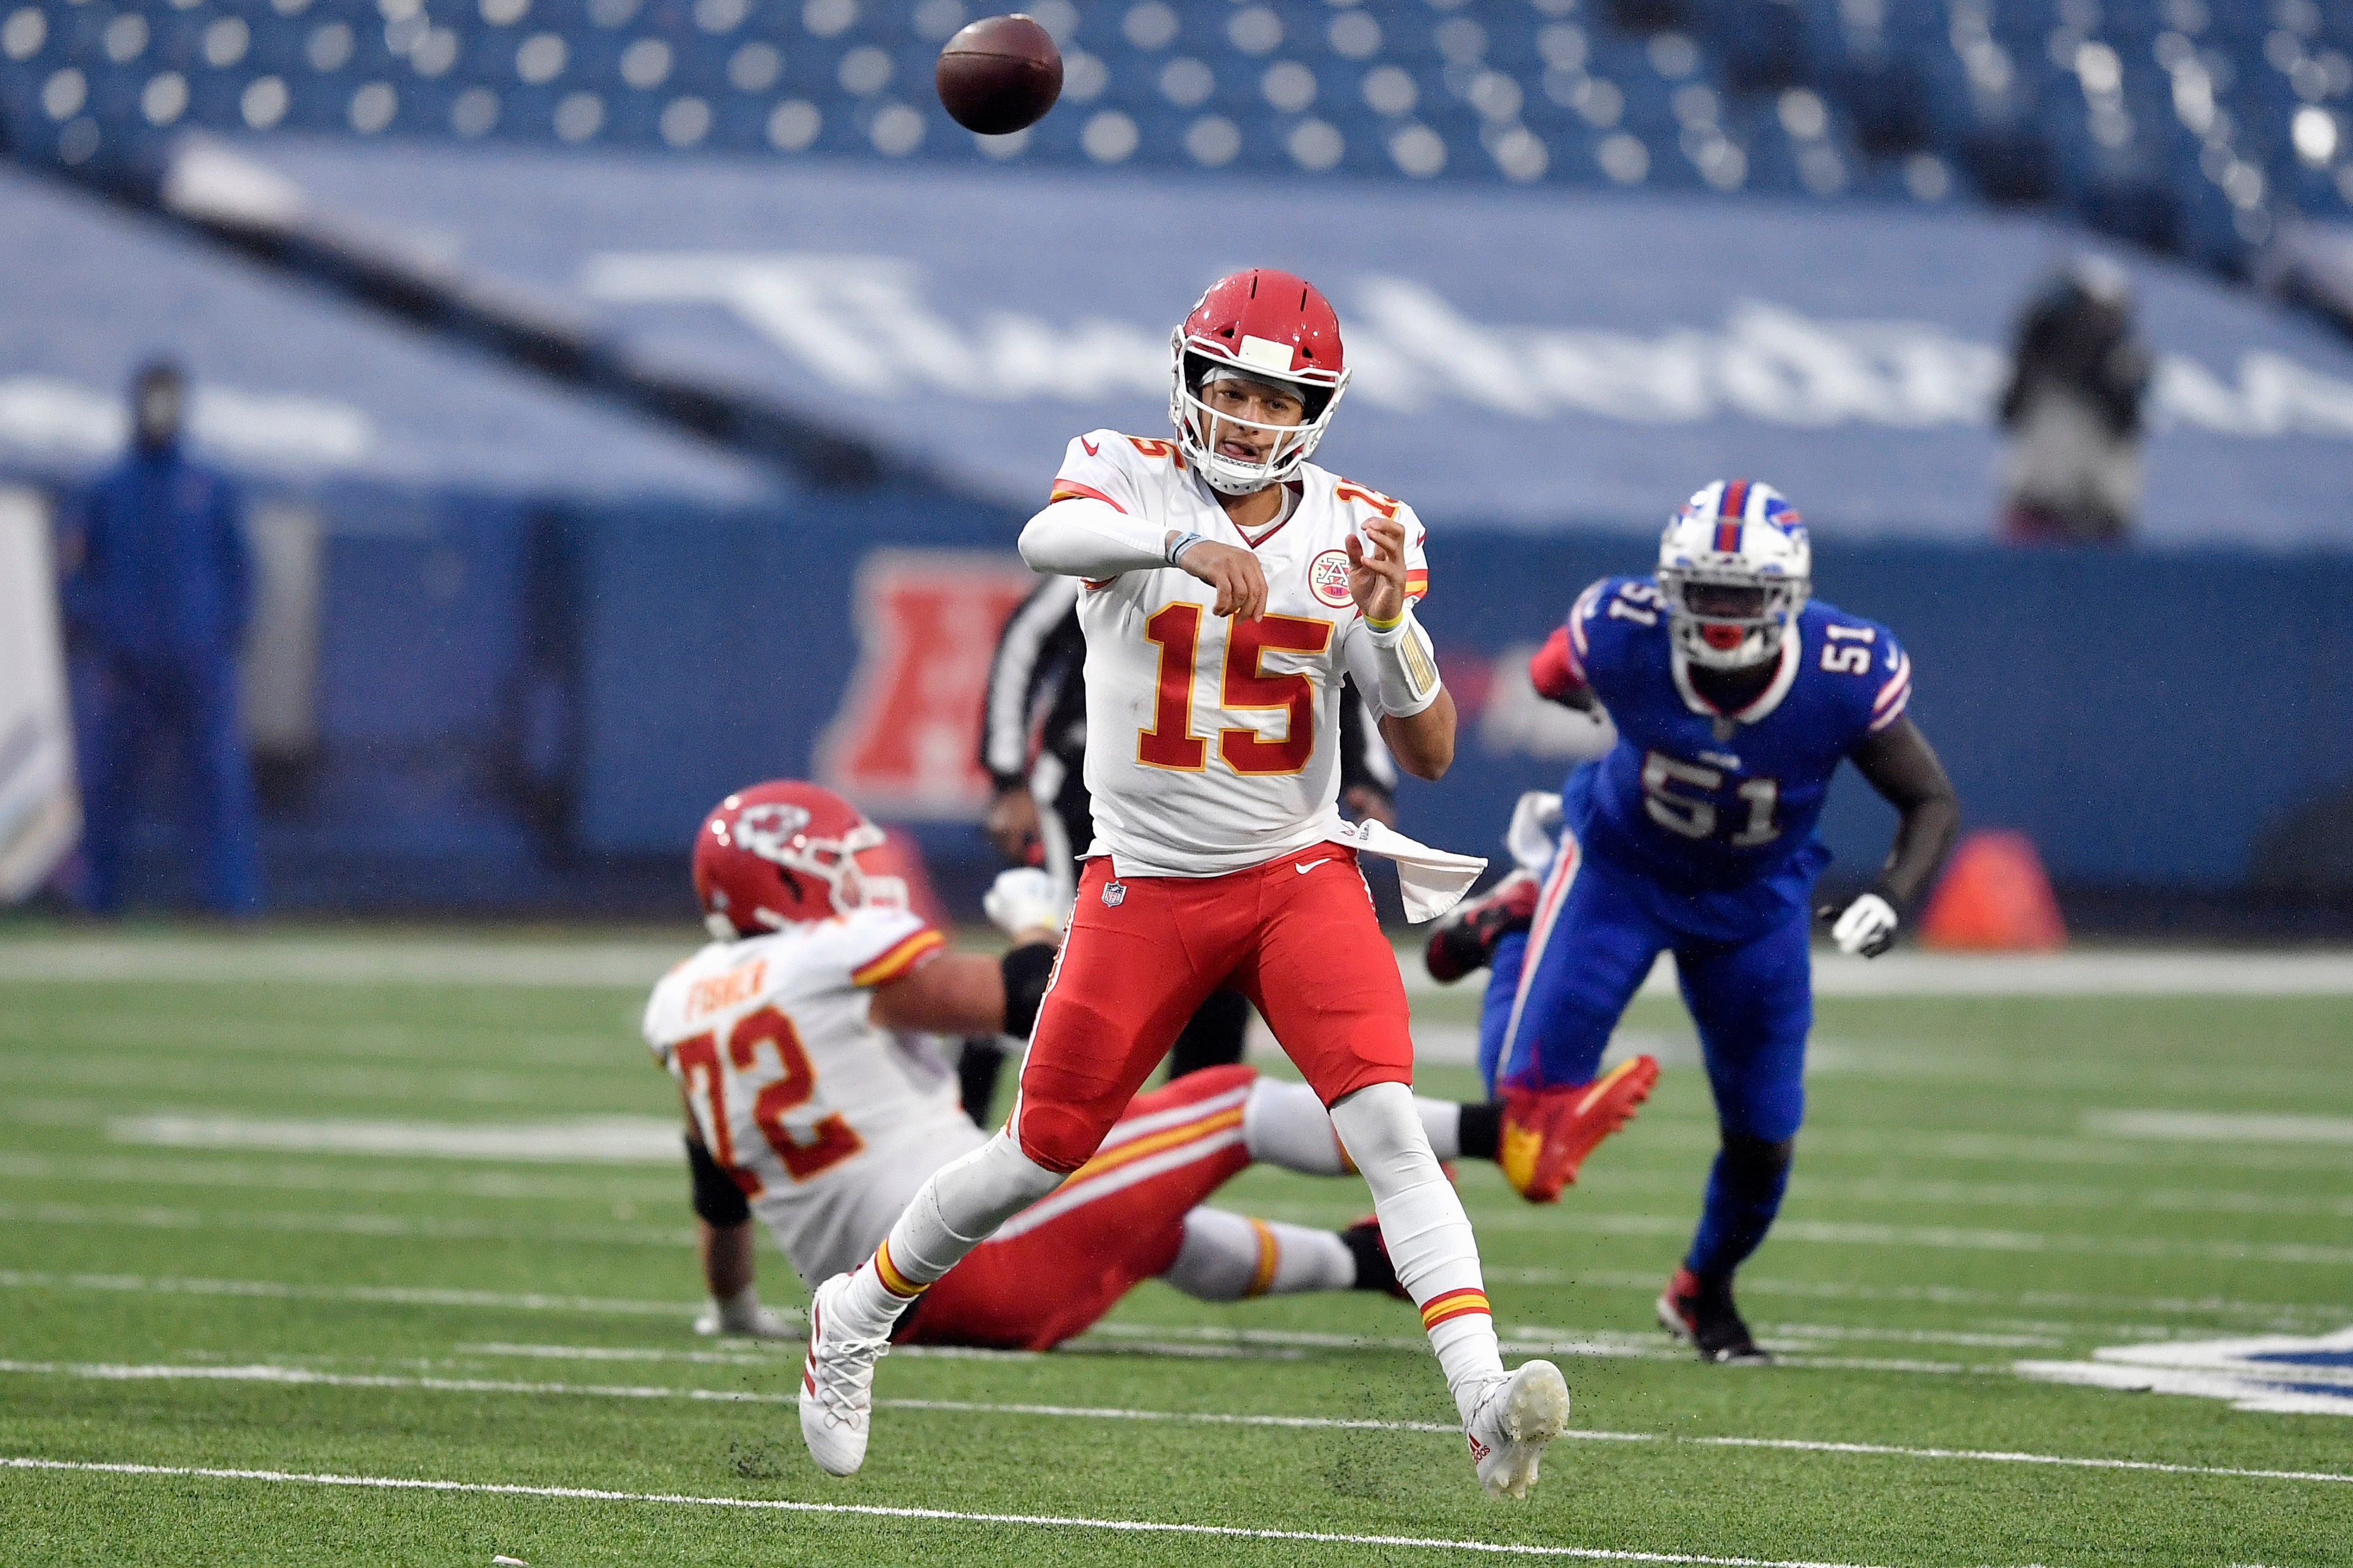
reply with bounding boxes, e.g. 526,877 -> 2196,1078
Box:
1476,836 -> 1810,1281
77,652 -> 262,917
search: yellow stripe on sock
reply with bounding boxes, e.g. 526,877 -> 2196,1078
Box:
1419,1287 -> 1491,1331
1244,1218 -> 1280,1298
872,1239 -> 928,1301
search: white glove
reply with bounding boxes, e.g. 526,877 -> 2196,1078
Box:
1829,893 -> 1899,958
1504,791 -> 1564,876
983,867 -> 1065,939
694,1287 -> 796,1339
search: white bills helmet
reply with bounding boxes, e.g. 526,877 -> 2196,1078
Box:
1169,268 -> 1351,496
1656,480 -> 1811,670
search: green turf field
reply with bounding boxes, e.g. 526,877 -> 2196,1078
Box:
2,928 -> 2349,1566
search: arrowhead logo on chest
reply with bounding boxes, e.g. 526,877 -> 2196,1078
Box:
1307,549 -> 1353,609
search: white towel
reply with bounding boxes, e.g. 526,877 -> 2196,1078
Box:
1325,818 -> 1489,924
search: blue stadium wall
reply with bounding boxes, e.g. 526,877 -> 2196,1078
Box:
555,502 -> 2353,907
66,478 -> 2342,918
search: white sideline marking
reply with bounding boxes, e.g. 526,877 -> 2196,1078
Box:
2019,1327 -> 2353,1416
107,1113 -> 682,1164
6,1359 -> 2350,1488
0,1199 -> 688,1247
0,1270 -> 700,1317
8,934 -> 2353,997
0,939 -> 683,989
0,1456 -> 1886,1567
2084,1111 -> 2353,1145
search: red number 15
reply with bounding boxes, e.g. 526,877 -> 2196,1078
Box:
1137,604 -> 1332,777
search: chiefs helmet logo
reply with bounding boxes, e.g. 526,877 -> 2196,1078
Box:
732,802 -> 814,863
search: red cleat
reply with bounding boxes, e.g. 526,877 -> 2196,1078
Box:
1424,869 -> 1539,983
1498,1055 -> 1659,1202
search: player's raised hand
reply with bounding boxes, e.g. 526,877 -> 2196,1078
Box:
1176,539 -> 1267,619
1347,517 -> 1410,624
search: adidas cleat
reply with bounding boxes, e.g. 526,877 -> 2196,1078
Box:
1498,1055 -> 1660,1203
798,1273 -> 892,1476
1656,1266 -> 1771,1364
1465,1359 -> 1572,1500
1424,869 -> 1539,983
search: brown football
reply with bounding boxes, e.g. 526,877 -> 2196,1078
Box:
936,14 -> 1063,136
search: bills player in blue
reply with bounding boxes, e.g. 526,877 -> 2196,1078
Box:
1429,479 -> 1959,1362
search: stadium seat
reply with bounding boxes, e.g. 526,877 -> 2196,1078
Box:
2,0 -> 2344,282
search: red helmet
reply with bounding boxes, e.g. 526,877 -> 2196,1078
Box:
1169,268 -> 1352,496
691,780 -> 902,939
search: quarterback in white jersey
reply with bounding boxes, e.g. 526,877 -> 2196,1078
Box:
803,269 -> 1569,1502
1043,431 -> 1430,878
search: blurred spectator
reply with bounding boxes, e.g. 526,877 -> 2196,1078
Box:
58,359 -> 262,917
1997,258 -> 2153,544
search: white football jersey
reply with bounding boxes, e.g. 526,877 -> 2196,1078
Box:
1049,431 -> 1430,878
641,908 -> 987,1288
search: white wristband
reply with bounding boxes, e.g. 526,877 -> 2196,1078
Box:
1364,606 -> 1442,718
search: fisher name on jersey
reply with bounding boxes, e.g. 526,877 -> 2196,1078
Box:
1049,430 -> 1430,879
1562,574 -> 1912,903
641,906 -> 986,1287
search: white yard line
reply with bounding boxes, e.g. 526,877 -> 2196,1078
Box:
7,935 -> 2353,997
3,1364 -> 2347,1490
0,1199 -> 688,1247
0,1456 -> 1890,1567
17,1193 -> 2340,1267
0,1270 -> 700,1317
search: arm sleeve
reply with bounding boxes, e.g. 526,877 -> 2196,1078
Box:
1846,714 -> 1961,909
980,578 -> 1082,788
1019,435 -> 1165,578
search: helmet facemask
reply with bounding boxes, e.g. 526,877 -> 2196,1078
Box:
1169,339 -> 1347,496
1658,566 -> 1808,670
722,804 -> 888,932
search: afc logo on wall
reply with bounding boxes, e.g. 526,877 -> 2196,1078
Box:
816,549 -> 1036,820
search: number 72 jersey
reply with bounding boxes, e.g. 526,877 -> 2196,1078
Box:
640,907 -> 987,1287
1566,574 -> 1913,897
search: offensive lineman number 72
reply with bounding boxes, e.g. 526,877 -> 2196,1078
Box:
673,1006 -> 864,1191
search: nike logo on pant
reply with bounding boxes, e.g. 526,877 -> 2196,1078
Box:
1295,859 -> 1332,874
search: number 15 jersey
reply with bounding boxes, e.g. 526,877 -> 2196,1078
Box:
1563,574 -> 1913,922
1049,431 -> 1430,879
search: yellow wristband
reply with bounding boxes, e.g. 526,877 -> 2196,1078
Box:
1364,608 -> 1405,632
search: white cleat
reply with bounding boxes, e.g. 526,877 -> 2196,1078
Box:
1465,1359 -> 1571,1500
798,1273 -> 891,1477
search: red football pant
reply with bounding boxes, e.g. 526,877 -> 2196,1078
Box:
1013,848 -> 1414,1174
901,1065 -> 1257,1351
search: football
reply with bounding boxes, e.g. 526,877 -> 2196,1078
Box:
935,13 -> 1063,136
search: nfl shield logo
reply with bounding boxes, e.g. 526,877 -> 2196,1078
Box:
1102,880 -> 1127,908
